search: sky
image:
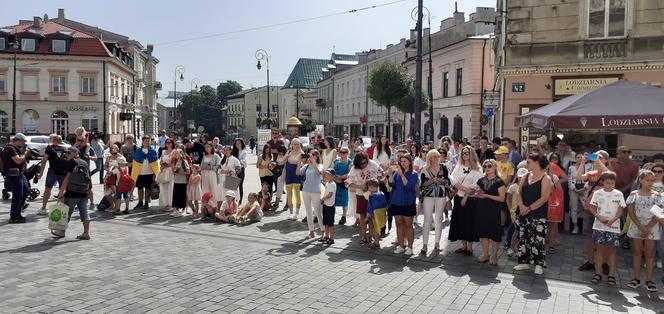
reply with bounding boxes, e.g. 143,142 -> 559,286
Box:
2,0 -> 496,94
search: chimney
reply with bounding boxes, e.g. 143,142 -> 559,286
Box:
33,16 -> 43,29
43,14 -> 49,21
146,44 -> 154,54
454,11 -> 465,24
58,8 -> 65,21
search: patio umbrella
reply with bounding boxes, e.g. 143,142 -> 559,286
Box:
515,80 -> 664,130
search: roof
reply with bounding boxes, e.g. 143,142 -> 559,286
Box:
283,58 -> 329,89
332,53 -> 358,61
227,88 -> 258,99
0,20 -> 112,57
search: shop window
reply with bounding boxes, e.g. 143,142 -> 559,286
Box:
588,0 -> 626,38
0,110 -> 8,132
51,111 -> 69,137
82,112 -> 98,131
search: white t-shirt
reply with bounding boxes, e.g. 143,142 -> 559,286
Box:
347,160 -> 382,193
414,157 -> 426,170
324,181 -> 337,207
590,189 -> 626,233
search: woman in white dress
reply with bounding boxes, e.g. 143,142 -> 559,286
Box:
219,145 -> 241,206
231,138 -> 248,203
158,140 -> 175,211
200,142 -> 222,213
322,136 -> 337,170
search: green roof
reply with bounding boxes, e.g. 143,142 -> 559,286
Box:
283,58 -> 329,89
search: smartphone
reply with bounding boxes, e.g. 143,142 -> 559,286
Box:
585,153 -> 597,161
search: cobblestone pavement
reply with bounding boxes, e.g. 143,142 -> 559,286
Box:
1,153 -> 663,313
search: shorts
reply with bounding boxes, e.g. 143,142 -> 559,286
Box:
135,174 -> 153,189
389,204 -> 416,217
582,211 -> 595,236
115,191 -> 129,200
322,205 -> 335,227
64,197 -> 90,222
45,171 -> 65,188
592,230 -> 620,246
372,208 -> 387,232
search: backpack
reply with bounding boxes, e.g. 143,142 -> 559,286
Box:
117,167 -> 133,193
68,158 -> 91,194
48,145 -> 68,175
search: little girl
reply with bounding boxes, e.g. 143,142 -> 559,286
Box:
188,164 -> 202,219
258,183 -> 272,212
216,191 -> 238,223
589,172 -> 626,287
626,170 -> 662,292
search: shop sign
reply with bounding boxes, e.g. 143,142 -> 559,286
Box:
59,105 -> 98,112
554,77 -> 619,96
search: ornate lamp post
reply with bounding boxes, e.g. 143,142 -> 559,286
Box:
255,49 -> 270,126
9,41 -> 19,134
173,65 -> 185,129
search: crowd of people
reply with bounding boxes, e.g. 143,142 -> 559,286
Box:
3,127 -> 664,291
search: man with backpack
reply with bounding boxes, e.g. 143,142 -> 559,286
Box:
37,134 -> 68,215
55,146 -> 92,240
2,133 -> 31,223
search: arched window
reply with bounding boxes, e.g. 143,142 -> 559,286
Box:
51,111 -> 69,138
438,114 -> 449,139
453,114 -> 463,142
82,112 -> 98,132
0,110 -> 8,133
22,109 -> 40,133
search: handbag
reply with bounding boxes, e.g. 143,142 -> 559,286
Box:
300,165 -> 309,191
48,202 -> 69,231
224,175 -> 242,190
150,182 -> 160,200
155,168 -> 173,184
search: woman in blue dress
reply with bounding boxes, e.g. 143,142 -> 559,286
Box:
333,146 -> 353,225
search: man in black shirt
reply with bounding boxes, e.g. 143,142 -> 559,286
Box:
38,134 -> 68,215
184,138 -> 205,165
55,146 -> 92,240
2,133 -> 30,223
476,136 -> 495,162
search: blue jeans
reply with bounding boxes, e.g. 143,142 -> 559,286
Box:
65,197 -> 90,222
90,158 -> 104,184
8,174 -> 29,219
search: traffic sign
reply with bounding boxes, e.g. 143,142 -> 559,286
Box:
486,108 -> 494,117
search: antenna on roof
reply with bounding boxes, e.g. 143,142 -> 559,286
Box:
454,1 -> 458,13
333,45 -> 335,53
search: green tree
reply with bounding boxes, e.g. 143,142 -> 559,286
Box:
394,84 -> 429,140
217,80 -> 243,106
178,85 -> 224,137
300,118 -> 316,133
367,62 -> 410,139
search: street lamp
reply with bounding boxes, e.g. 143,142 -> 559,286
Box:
10,41 -> 19,134
412,6 -> 433,143
173,65 -> 185,129
410,4 -> 427,144
255,49 -> 269,126
190,78 -> 200,91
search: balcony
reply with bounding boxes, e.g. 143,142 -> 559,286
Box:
315,98 -> 326,108
583,40 -> 626,59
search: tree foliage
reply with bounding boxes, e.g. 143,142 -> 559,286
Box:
217,80 -> 243,106
178,85 -> 224,137
393,83 -> 429,114
300,118 -> 316,133
367,62 -> 411,139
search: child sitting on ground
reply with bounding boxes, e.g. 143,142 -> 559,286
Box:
232,192 -> 263,224
365,178 -> 388,249
201,192 -> 215,220
215,191 -> 238,223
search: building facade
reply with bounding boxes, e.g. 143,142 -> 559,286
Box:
280,58 -> 328,129
497,0 -> 664,155
0,9 -> 159,143
227,86 -> 279,140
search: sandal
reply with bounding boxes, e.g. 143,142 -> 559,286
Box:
547,246 -> 556,254
645,281 -> 658,292
369,243 -> 381,250
591,274 -> 602,285
76,234 -> 90,240
477,257 -> 489,264
324,239 -> 335,245
454,248 -> 466,254
464,250 -> 473,256
607,276 -> 616,286
626,278 -> 641,289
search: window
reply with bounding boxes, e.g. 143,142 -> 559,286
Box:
442,72 -> 449,98
588,0 -> 626,38
52,76 -> 66,93
0,75 -> 5,92
455,68 -> 463,96
82,77 -> 96,93
52,39 -> 66,53
0,110 -> 8,132
20,38 -> 35,52
0,37 -> 5,51
256,104 -> 261,113
168,110 -> 173,117
82,113 -> 98,131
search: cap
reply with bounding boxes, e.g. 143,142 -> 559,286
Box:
13,133 -> 27,141
516,168 -> 529,178
595,150 -> 609,160
325,168 -> 336,176
66,146 -> 80,154
202,192 -> 213,202
225,190 -> 236,198
495,146 -> 509,155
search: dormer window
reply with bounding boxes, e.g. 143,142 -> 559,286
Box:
52,39 -> 66,53
20,38 -> 35,52
0,37 -> 5,51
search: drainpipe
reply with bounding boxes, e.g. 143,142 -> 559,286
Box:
498,0 -> 507,137
479,38 -> 487,137
103,61 -> 107,139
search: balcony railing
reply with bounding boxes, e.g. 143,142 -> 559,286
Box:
583,40 -> 626,59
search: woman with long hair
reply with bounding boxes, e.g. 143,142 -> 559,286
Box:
322,136 -> 337,170
419,150 -> 450,254
158,139 -> 175,212
200,142 -> 221,217
297,149 -> 324,239
347,151 -> 382,243
283,138 -> 304,220
388,154 -> 419,255
475,159 -> 507,265
231,138 -> 247,203
333,146 -> 353,225
257,145 -> 274,195
373,136 -> 391,170
219,145 -> 241,207
448,145 -> 484,256
170,148 -> 190,217
514,154 -> 553,275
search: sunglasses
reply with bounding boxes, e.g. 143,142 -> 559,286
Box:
340,151 -> 348,154
653,170 -> 663,174
76,139 -> 85,142
483,164 -> 493,169
462,152 -> 470,156
621,150 -> 631,153
271,132 -> 278,135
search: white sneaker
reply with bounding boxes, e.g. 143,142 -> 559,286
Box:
507,249 -> 514,257
657,261 -> 663,269
288,214 -> 295,220
572,226 -> 579,234
169,209 -> 181,217
394,247 -> 405,254
513,264 -> 530,271
404,248 -> 413,256
534,265 -> 544,275
37,208 -> 48,216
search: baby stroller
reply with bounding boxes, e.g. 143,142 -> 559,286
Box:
2,149 -> 41,201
